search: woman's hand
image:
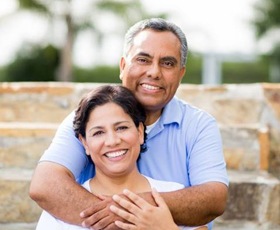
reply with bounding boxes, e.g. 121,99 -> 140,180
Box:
109,188 -> 179,230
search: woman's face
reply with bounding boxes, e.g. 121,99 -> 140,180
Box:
80,102 -> 144,178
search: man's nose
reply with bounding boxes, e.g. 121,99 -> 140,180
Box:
147,63 -> 161,79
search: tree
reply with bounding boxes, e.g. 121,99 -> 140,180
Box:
11,0 -> 166,82
252,0 -> 280,82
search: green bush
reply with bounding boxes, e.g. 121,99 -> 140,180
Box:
223,57 -> 269,83
5,44 -> 59,82
182,52 -> 202,84
73,65 -> 121,83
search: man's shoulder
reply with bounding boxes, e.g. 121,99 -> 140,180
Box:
166,97 -> 215,122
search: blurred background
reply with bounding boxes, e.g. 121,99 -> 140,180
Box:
0,0 -> 279,84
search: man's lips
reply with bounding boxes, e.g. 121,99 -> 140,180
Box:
104,150 -> 127,159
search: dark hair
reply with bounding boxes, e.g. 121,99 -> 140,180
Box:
123,18 -> 188,67
73,85 -> 147,152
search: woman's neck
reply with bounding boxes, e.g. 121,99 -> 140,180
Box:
89,168 -> 150,196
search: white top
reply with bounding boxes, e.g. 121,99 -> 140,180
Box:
36,176 -> 205,230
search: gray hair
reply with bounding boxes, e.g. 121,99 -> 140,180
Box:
123,18 -> 188,68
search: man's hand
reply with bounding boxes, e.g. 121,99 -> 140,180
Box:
80,195 -> 125,230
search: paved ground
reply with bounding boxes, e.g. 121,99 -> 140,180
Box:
0,223 -> 37,230
214,220 -> 280,230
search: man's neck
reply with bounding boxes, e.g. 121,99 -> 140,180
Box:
145,109 -> 162,126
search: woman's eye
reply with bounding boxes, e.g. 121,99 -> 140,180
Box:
117,126 -> 128,131
93,131 -> 103,136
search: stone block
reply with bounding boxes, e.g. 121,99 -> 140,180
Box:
0,169 -> 42,223
0,82 -> 74,123
221,170 -> 280,225
221,125 -> 269,171
0,122 -> 57,169
0,82 -> 104,123
176,84 -> 265,125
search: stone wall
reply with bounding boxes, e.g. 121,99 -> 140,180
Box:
0,82 -> 280,229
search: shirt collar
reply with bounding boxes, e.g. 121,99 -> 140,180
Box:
160,96 -> 182,126
147,97 -> 183,140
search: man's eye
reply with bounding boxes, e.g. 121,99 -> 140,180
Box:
163,61 -> 175,67
137,58 -> 149,63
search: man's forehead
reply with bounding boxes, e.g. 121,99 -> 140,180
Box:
130,30 -> 180,59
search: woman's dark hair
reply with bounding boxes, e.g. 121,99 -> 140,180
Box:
73,85 -> 147,152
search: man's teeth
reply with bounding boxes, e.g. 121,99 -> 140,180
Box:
105,150 -> 126,158
142,84 -> 160,90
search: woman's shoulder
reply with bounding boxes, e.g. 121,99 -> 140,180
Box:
144,176 -> 184,192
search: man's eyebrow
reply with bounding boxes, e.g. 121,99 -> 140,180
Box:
136,52 -> 152,58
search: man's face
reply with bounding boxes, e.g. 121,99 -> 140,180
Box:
120,29 -> 186,119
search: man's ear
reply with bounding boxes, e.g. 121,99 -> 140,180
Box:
138,122 -> 145,145
179,66 -> 186,82
119,57 -> 126,80
79,134 -> 90,156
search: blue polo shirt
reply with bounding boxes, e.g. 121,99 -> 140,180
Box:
41,96 -> 228,187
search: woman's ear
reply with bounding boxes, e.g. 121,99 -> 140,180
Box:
79,134 -> 90,156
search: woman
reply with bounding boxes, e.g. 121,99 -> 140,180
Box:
36,85 -> 207,230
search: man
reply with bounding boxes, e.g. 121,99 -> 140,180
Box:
30,18 -> 228,230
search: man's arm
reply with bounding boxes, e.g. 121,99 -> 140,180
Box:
30,162 -> 125,229
29,162 -> 100,225
160,182 -> 228,226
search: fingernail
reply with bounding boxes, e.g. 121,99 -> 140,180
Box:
112,194 -> 118,201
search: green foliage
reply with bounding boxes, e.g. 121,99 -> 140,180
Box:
18,0 -> 49,14
253,0 -> 280,37
181,52 -> 202,84
182,52 -> 270,84
0,66 -> 7,82
73,65 -> 121,83
5,44 -> 59,82
223,57 -> 270,83
252,0 -> 280,79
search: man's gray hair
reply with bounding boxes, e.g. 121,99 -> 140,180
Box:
123,18 -> 188,68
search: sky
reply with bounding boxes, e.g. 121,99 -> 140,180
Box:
0,0 -> 262,67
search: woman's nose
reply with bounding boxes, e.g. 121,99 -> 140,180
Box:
105,131 -> 121,146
